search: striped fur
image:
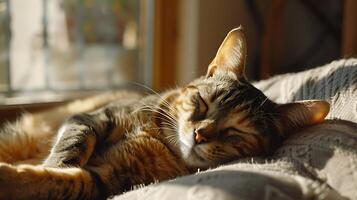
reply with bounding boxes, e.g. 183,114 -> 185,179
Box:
0,27 -> 329,199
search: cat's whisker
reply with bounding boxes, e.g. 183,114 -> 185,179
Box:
153,106 -> 177,121
150,110 -> 177,126
151,127 -> 176,132
146,113 -> 178,129
128,82 -> 161,96
154,98 -> 177,115
164,134 -> 179,146
152,116 -> 177,129
135,106 -> 177,121
128,83 -> 176,114
160,122 -> 178,130
135,103 -> 177,120
159,102 -> 177,114
138,108 -> 177,126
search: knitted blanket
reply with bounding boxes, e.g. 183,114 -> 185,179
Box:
115,59 -> 357,200
254,59 -> 357,123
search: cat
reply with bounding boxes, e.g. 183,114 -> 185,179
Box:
0,27 -> 330,200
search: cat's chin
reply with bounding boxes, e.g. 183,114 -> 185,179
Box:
178,142 -> 214,169
177,130 -> 217,168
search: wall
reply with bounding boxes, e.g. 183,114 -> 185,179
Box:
177,0 -> 260,83
176,0 -> 342,83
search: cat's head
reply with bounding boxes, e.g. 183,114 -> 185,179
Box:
160,27 -> 329,169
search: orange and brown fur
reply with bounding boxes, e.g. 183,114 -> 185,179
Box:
0,28 -> 330,200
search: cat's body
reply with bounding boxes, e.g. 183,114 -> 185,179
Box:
0,91 -> 191,198
0,28 -> 329,200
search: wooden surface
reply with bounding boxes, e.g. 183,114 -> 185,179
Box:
342,0 -> 357,57
260,0 -> 356,79
0,101 -> 65,126
153,0 -> 179,91
260,0 -> 285,79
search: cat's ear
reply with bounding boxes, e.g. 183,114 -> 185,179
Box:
275,100 -> 330,136
206,26 -> 247,80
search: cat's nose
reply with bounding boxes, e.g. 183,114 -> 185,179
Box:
194,129 -> 208,144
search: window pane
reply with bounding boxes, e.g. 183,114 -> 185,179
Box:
10,0 -> 46,91
1,0 -> 151,102
47,0 -> 81,89
0,0 -> 9,92
47,0 -> 140,90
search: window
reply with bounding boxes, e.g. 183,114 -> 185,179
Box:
0,0 -> 154,104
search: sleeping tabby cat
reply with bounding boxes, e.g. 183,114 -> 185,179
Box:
0,27 -> 329,200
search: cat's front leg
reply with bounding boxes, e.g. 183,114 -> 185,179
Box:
43,104 -> 134,168
0,163 -> 101,200
43,108 -> 114,167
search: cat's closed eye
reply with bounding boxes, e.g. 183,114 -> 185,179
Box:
220,128 -> 244,140
191,92 -> 208,121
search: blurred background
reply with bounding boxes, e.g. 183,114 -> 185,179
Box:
0,0 -> 356,120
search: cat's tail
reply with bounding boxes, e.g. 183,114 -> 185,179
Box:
0,163 -> 104,200
0,115 -> 55,164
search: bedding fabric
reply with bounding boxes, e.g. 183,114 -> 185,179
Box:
114,59 -> 357,200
